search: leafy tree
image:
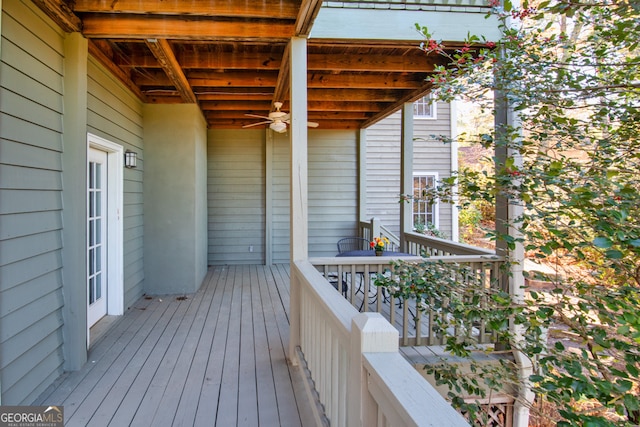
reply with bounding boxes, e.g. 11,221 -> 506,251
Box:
386,1 -> 640,425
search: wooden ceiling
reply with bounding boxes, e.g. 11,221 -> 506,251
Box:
34,0 -> 452,130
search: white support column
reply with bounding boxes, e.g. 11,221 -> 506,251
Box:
399,103 -> 414,250
289,36 -> 308,262
495,81 -> 534,427
450,100 -> 460,242
358,128 -> 367,223
288,37 -> 308,365
348,313 -> 399,427
265,130 -> 274,265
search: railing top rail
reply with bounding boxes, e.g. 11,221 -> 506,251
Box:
310,254 -> 504,266
294,260 -> 358,332
404,231 -> 496,256
364,352 -> 469,427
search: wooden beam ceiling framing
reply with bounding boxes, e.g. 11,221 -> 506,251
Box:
145,38 -> 196,103
32,0 -> 450,130
81,14 -> 296,40
70,0 -> 302,20
31,0 -> 81,32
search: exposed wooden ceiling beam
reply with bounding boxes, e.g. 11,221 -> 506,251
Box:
273,41 -> 291,106
134,70 -> 279,87
308,54 -> 444,73
361,84 -> 434,128
194,90 -> 274,101
199,100 -> 273,111
295,0 -> 323,35
308,88 -> 406,102
145,39 -> 197,103
189,72 -> 279,88
117,51 -> 438,74
307,72 -> 426,90
81,14 -> 296,40
88,40 -> 147,102
308,101 -> 389,112
136,69 -> 424,91
144,94 -> 183,104
71,0 -> 301,20
31,0 -> 82,32
179,51 -> 282,70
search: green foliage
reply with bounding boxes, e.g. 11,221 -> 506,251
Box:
408,1 -> 640,425
458,204 -> 482,229
414,220 -> 449,239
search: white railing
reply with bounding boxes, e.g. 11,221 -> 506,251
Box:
310,253 -> 506,346
290,260 -> 468,427
359,218 -> 494,256
360,218 -> 401,250
403,231 -> 495,256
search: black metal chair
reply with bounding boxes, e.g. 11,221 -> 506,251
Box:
336,237 -> 372,307
337,237 -> 370,254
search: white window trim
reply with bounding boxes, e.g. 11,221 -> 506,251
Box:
412,172 -> 439,230
413,94 -> 437,120
87,134 -> 124,320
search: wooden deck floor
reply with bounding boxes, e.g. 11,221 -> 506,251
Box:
34,265 -> 315,427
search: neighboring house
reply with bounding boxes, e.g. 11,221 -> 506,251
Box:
366,96 -> 458,240
0,0 -> 506,413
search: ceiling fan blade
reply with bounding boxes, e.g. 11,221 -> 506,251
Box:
242,121 -> 271,128
245,113 -> 271,120
283,119 -> 319,128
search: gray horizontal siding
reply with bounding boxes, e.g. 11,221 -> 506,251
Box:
366,103 -> 454,238
87,57 -> 145,307
271,134 -> 290,264
309,131 -> 359,256
208,129 -> 266,265
271,130 -> 359,263
0,0 -> 66,404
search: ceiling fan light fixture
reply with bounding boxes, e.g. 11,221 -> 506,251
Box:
270,121 -> 287,133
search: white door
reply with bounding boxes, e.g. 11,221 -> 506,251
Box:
88,148 -> 108,327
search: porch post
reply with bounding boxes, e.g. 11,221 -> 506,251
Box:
358,128 -> 367,223
399,103 -> 414,250
450,100 -> 460,242
495,82 -> 534,427
61,32 -> 89,370
265,130 -> 274,266
348,313 -> 399,426
289,36 -> 308,365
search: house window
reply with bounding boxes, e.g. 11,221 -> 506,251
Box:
413,173 -> 438,229
413,94 -> 436,119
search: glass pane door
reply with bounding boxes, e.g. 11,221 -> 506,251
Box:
88,148 -> 108,326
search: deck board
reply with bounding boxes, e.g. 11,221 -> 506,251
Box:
34,265 -> 314,427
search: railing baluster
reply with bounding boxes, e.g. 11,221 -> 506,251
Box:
402,300 -> 410,346
311,249 -> 504,350
428,296 -> 438,346
363,264 -> 370,312
478,262 -> 488,344
415,303 -> 422,346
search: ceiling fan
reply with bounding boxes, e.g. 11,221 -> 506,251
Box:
242,102 -> 319,133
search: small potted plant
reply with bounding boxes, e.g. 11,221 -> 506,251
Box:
370,236 -> 390,256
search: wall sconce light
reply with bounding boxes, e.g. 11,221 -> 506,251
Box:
125,150 -> 137,168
